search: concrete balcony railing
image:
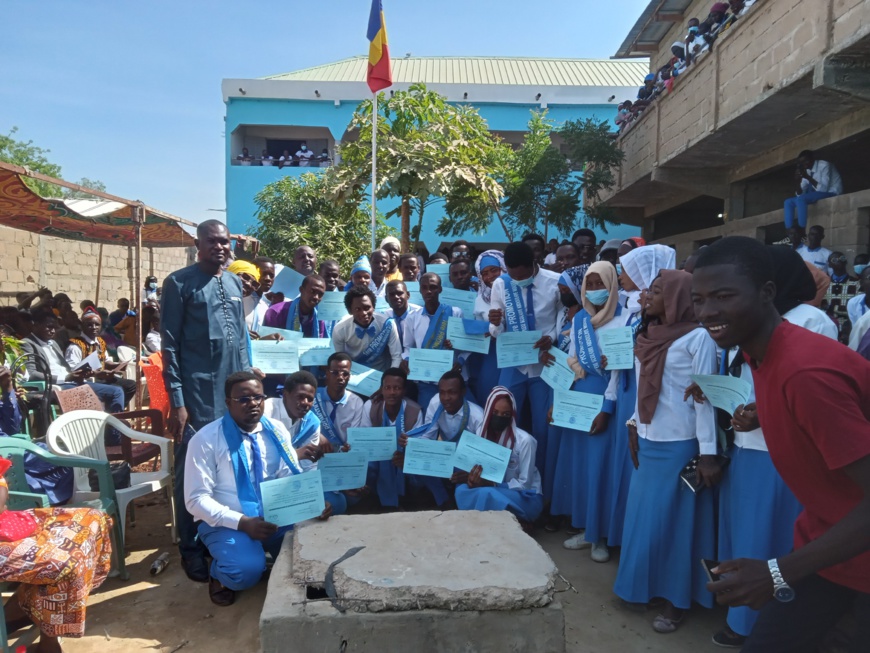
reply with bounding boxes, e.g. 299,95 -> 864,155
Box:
603,0 -> 870,208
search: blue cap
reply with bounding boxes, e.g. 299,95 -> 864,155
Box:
351,255 -> 371,276
644,73 -> 655,82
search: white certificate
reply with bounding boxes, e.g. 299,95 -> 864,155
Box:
408,348 -> 455,383
260,470 -> 325,527
318,452 -> 369,492
541,347 -> 575,391
250,340 -> 299,374
347,363 -> 383,397
347,427 -> 397,461
452,430 -> 511,484
403,438 -> 456,478
317,293 -> 348,322
73,351 -> 102,372
440,288 -> 477,316
298,338 -> 334,366
446,317 -> 490,354
496,330 -> 543,368
270,266 -> 307,298
427,264 -> 452,288
551,388 -> 604,432
257,326 -> 303,340
691,374 -> 752,415
599,327 -> 635,370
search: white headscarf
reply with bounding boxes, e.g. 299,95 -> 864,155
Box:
475,249 -> 507,305
619,244 -> 677,313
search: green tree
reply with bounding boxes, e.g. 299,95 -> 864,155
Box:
62,177 -> 108,199
0,126 -> 63,197
251,172 -> 395,274
332,84 -> 504,250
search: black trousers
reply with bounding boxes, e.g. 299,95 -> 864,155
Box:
743,573 -> 870,653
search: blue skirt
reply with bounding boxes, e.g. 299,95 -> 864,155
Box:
719,446 -> 802,636
607,368 -> 637,547
549,374 -> 610,533
455,484 -> 544,523
613,438 -> 716,609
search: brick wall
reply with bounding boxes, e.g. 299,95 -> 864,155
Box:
0,224 -> 195,308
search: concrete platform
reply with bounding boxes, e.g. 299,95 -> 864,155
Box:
261,511 -> 566,653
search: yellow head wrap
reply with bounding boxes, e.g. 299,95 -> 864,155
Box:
227,260 -> 261,282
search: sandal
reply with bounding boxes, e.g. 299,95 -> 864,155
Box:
209,577 -> 236,607
652,612 -> 684,634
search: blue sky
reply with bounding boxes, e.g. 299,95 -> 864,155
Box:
0,0 -> 649,224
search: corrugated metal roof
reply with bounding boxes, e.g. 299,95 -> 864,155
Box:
262,56 -> 649,87
614,0 -> 695,58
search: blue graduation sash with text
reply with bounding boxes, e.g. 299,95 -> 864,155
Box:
421,304 -> 452,350
356,318 -> 395,367
311,389 -> 345,448
500,273 -> 532,333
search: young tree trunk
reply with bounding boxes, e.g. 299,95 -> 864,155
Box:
401,197 -> 412,252
493,207 -> 513,242
411,199 -> 425,252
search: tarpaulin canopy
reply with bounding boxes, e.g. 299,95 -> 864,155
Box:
0,162 -> 196,247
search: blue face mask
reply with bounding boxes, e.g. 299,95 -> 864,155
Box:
513,275 -> 535,289
855,264 -> 868,276
585,289 -> 610,306
615,264 -> 623,276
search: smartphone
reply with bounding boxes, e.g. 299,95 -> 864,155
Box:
701,559 -> 721,583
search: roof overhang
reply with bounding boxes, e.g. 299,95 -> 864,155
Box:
614,0 -> 694,58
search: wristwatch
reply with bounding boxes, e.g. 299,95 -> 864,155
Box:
768,558 -> 795,602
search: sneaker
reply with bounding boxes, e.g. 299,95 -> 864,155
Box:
563,532 -> 592,550
712,629 -> 746,648
591,541 -> 610,563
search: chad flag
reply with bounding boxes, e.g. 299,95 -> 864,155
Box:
366,0 -> 393,93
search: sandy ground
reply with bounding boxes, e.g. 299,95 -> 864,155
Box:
53,494 -> 728,653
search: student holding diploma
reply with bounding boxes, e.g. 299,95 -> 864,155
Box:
488,242 -> 562,473
263,371 -> 323,471
331,287 -> 402,373
454,387 -> 543,529
469,250 -> 506,402
401,273 -> 464,409
382,280 -> 421,350
263,274 -> 331,338
546,262 -> 622,563
613,270 -> 719,635
606,244 -> 676,549
360,367 -> 424,510
185,372 -> 331,607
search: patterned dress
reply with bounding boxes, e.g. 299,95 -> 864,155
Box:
0,476 -> 112,637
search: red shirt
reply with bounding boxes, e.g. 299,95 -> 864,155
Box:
750,321 -> 870,592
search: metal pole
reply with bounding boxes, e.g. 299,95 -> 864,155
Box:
371,92 -> 378,252
134,204 -> 143,408
95,243 -> 104,305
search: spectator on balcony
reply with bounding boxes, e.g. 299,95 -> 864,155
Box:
796,226 -> 833,275
278,149 -> 293,169
260,150 -> 274,166
295,142 -> 315,167
318,148 -> 331,167
636,74 -> 656,103
236,148 -> 252,164
685,19 -> 708,62
616,101 -> 634,132
699,3 -> 730,37
784,150 -> 843,232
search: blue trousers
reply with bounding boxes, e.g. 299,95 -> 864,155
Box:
198,522 -> 292,591
783,191 -> 836,229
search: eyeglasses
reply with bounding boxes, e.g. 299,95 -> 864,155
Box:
829,256 -> 847,263
230,394 -> 267,405
328,370 -> 351,379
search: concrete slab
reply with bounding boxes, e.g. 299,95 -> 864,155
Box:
291,510 -> 557,612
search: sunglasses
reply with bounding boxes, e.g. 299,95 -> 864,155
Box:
230,394 -> 267,405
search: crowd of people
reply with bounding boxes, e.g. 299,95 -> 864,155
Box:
234,141 -> 332,168
2,216 -> 869,652
616,1 -> 760,132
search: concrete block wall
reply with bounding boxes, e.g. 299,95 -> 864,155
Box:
657,60 -> 715,163
0,224 -> 195,308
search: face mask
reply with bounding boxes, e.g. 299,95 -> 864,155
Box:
490,415 -> 511,432
561,292 -> 578,308
855,264 -> 868,276
514,275 -> 535,289
585,289 -> 610,306
301,146 -> 307,151
148,282 -> 157,290
615,264 -> 623,275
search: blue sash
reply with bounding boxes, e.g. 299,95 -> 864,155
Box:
311,389 -> 345,448
500,274 -> 532,333
557,310 -> 572,353
430,401 -> 470,442
356,317 -> 395,368
285,297 -> 325,338
292,410 -> 321,449
421,304 -> 452,350
573,306 -> 623,376
375,402 -> 407,505
221,413 -> 302,518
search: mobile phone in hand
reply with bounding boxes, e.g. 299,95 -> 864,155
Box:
701,559 -> 721,584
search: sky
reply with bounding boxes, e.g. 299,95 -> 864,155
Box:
0,0 -> 649,225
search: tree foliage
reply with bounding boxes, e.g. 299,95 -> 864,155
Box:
251,172 -> 396,274
331,84 -> 504,249
62,177 -> 108,199
0,127 -> 63,198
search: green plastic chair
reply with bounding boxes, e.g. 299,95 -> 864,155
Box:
17,380 -> 57,439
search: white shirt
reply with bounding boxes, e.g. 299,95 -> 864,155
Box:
497,426 -> 541,493
263,398 -> 321,471
32,336 -> 70,383
473,294 -> 490,321
64,334 -> 101,368
800,159 -> 843,195
144,329 -> 162,354
316,388 -> 364,444
296,149 -> 314,166
184,416 -> 300,530
544,253 -> 556,266
489,269 -> 562,378
566,312 -> 622,405
331,313 -> 403,372
243,294 -> 270,332
849,310 -> 870,352
360,399 -> 424,432
422,395 -> 485,442
383,304 -> 422,350
796,245 -> 833,275
402,304 -> 464,359
847,294 -> 869,326
632,329 -> 718,454
784,303 -> 838,340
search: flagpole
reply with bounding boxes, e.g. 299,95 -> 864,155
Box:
371,92 -> 378,252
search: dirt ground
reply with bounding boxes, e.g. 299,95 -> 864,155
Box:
56,494 -> 728,653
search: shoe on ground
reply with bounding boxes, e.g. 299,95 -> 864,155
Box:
590,541 -> 610,563
544,515 -> 561,532
209,576 -> 236,607
181,554 -> 209,583
563,532 -> 592,550
712,628 -> 746,648
652,612 -> 683,634
565,525 -> 582,536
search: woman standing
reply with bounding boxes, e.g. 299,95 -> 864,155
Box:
469,250 -> 507,402
613,269 -> 720,634
550,261 -> 622,563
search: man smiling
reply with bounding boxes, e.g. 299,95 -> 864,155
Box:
691,236 -> 870,653
331,287 -> 402,373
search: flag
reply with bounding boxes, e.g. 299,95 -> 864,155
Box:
366,0 -> 392,93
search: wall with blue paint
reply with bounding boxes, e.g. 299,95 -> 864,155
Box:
226,97 -> 640,248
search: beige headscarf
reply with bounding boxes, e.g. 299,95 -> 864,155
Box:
581,261 -> 620,327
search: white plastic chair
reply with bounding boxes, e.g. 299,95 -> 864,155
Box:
46,410 -> 177,544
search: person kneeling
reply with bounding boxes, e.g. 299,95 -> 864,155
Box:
454,386 -> 543,530
185,371 -> 331,606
